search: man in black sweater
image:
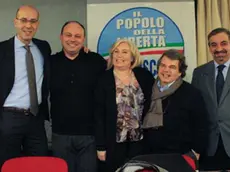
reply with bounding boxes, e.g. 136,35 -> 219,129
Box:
50,21 -> 106,172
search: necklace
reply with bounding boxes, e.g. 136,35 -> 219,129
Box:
113,70 -> 132,80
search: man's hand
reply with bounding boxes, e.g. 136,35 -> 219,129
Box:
83,46 -> 90,53
97,150 -> 106,161
192,150 -> 200,160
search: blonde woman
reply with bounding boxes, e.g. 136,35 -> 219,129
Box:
94,39 -> 154,172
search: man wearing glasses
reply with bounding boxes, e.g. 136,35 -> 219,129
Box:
0,5 -> 51,166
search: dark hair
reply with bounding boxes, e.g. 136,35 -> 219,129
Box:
208,27 -> 230,46
60,21 -> 85,36
157,49 -> 188,78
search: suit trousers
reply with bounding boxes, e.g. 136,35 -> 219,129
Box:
52,133 -> 97,172
0,111 -> 48,167
199,136 -> 230,171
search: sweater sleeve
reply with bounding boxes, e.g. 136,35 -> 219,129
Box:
94,77 -> 106,151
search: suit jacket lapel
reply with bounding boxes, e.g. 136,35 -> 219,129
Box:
32,39 -> 50,91
32,39 -> 47,60
219,66 -> 230,104
206,61 -> 217,105
6,37 -> 15,65
0,37 -> 15,107
5,37 -> 15,83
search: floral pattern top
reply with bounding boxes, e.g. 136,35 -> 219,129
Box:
115,72 -> 144,143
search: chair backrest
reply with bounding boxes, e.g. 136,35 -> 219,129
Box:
131,154 -> 195,172
116,159 -> 168,172
1,156 -> 68,172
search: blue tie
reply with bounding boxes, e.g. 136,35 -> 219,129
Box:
216,64 -> 225,104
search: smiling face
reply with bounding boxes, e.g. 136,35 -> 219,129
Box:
60,22 -> 85,58
14,6 -> 39,45
209,32 -> 230,65
158,55 -> 181,86
112,42 -> 133,70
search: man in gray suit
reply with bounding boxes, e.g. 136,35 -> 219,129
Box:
192,27 -> 230,171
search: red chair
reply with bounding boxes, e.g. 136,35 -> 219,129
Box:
182,154 -> 196,171
1,156 -> 68,172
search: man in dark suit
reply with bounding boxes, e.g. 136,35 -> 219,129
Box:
0,5 -> 51,166
192,27 -> 230,171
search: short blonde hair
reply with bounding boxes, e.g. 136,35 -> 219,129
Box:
107,39 -> 142,69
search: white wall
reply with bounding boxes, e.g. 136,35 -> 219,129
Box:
0,0 -> 86,53
87,0 -> 193,2
0,0 -> 193,53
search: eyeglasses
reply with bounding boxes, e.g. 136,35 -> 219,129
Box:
16,17 -> 38,24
